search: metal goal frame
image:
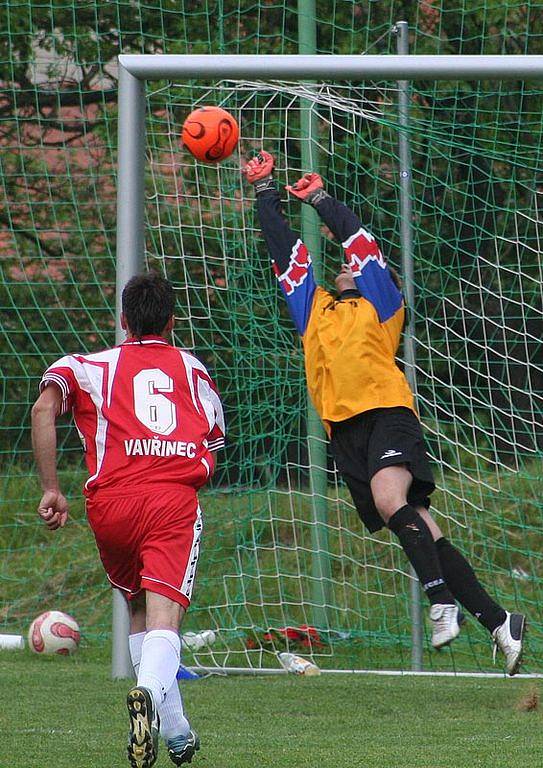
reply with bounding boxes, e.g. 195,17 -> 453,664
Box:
114,46 -> 543,679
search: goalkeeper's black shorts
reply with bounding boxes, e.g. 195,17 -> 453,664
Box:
329,406 -> 435,533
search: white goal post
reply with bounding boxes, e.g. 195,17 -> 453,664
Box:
114,49 -> 543,679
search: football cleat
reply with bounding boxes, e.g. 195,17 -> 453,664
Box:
126,686 -> 160,768
167,730 -> 200,765
492,612 -> 526,676
430,603 -> 462,649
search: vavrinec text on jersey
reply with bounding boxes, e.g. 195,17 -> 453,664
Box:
124,439 -> 197,458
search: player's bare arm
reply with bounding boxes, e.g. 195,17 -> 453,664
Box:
31,383 -> 69,530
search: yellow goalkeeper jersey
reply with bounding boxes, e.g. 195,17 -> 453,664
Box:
302,286 -> 414,432
257,188 -> 416,432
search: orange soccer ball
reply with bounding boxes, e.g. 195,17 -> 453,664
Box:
181,106 -> 239,163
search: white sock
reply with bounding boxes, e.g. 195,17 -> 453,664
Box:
137,629 -> 181,707
128,631 -> 146,677
129,631 -> 190,739
159,685 -> 191,740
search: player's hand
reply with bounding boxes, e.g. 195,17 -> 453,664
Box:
38,489 -> 69,531
285,172 -> 324,201
241,150 -> 275,184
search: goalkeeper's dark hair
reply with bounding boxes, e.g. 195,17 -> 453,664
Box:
388,265 -> 402,290
122,271 -> 175,338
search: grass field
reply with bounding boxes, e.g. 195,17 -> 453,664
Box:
3,467 -> 542,676
1,647 -> 542,768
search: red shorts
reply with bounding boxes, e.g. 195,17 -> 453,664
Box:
86,486 -> 202,608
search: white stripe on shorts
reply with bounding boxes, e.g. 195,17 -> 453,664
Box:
180,505 -> 203,602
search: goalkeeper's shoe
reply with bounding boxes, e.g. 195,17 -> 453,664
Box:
126,686 -> 160,768
430,603 -> 463,649
492,612 -> 526,676
167,730 -> 200,765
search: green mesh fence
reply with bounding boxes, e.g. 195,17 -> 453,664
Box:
1,2 -> 542,674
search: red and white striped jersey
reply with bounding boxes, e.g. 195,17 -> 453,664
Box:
40,336 -> 225,496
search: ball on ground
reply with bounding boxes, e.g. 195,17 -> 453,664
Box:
181,106 -> 239,163
28,610 -> 81,655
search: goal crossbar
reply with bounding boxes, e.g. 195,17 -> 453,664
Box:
118,53 -> 543,81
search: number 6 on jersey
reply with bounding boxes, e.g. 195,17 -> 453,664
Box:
133,368 -> 177,435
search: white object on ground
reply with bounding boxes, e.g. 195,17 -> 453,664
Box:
277,652 -> 321,676
0,634 -> 25,650
181,630 -> 217,651
27,610 -> 80,655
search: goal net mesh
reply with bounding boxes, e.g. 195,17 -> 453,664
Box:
1,8 -> 542,674
140,77 -> 542,672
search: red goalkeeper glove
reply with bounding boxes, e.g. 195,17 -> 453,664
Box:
285,172 -> 330,205
242,150 -> 276,193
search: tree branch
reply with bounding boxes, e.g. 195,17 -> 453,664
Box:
6,86 -> 118,113
0,211 -> 64,259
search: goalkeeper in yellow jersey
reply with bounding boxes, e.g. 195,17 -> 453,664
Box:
243,150 -> 525,674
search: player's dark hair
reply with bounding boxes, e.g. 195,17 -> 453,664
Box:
122,271 -> 175,338
388,266 -> 402,290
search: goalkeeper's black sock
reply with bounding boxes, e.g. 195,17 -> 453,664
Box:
435,537 -> 506,633
388,505 -> 455,606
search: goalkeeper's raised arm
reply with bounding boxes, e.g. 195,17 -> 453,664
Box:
286,170 -> 404,325
243,151 -> 404,330
243,151 -> 317,336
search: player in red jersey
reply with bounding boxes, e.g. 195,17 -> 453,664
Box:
31,272 -> 224,767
